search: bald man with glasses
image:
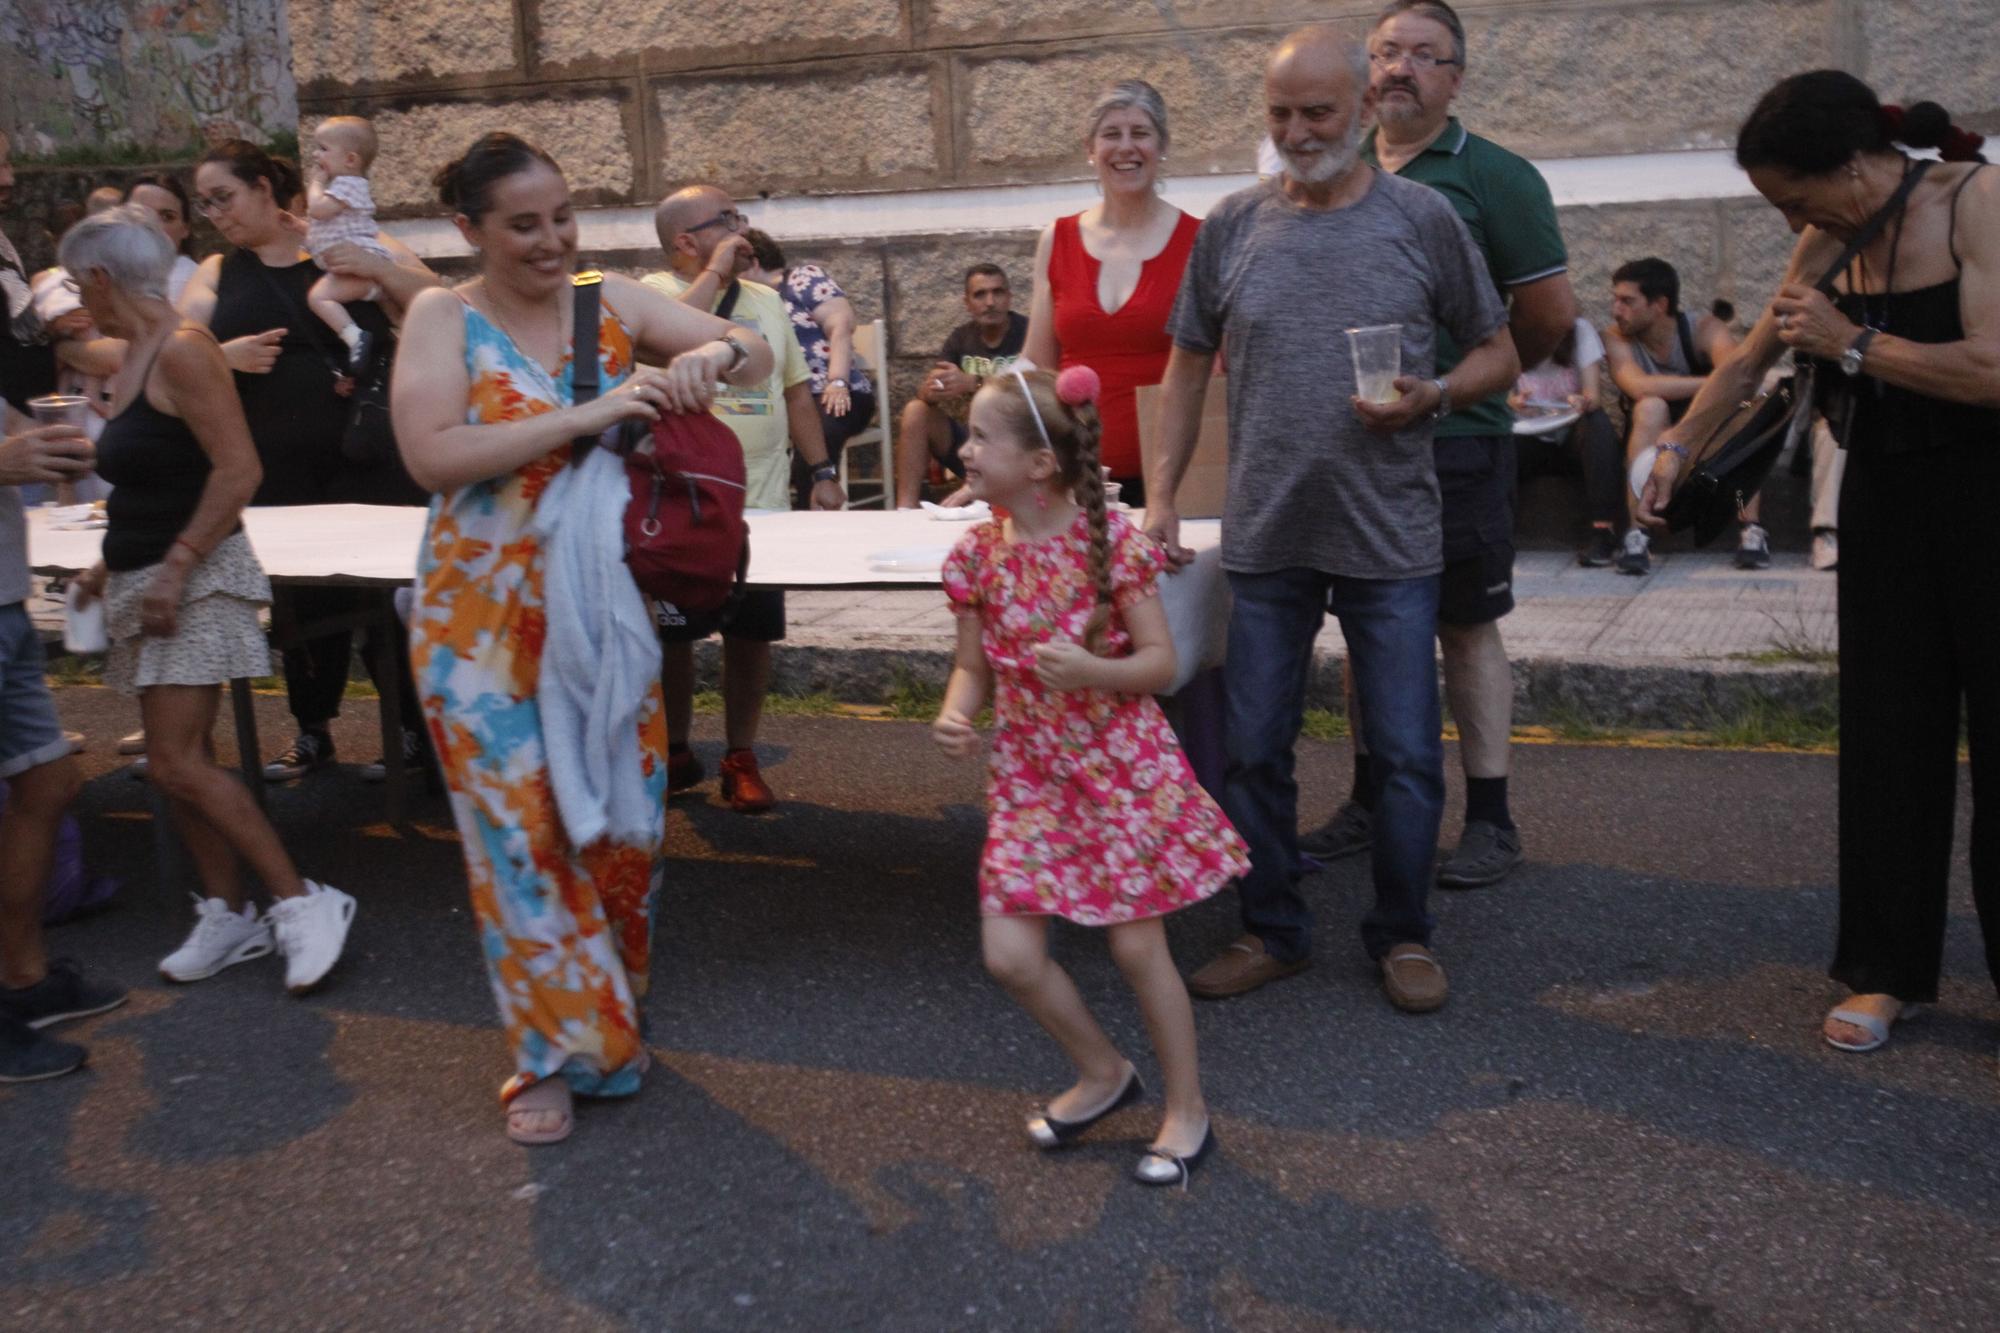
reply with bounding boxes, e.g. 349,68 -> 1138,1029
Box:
643,185 -> 845,813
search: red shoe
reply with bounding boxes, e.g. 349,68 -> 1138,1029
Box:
719,749 -> 775,813
667,748 -> 705,794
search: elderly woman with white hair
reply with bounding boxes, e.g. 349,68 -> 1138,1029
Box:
65,206 -> 355,994
1021,78 -> 1201,507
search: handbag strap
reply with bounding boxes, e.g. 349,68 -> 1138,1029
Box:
714,278 -> 743,323
570,270 -> 604,455
240,248 -> 390,388
1809,159 -> 1931,295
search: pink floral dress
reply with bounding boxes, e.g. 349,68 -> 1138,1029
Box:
943,511 -> 1250,926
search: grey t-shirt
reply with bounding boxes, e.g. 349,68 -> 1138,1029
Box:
0,488 -> 27,606
1168,172 -> 1508,579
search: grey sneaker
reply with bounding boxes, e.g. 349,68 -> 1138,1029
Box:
1437,820 -> 1523,888
1300,801 -> 1374,860
1734,522 -> 1772,570
1615,528 -> 1652,576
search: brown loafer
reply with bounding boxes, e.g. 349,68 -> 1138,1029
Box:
1187,934 -> 1309,1000
1381,943 -> 1448,1013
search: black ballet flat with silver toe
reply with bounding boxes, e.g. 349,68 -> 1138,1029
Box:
1025,1066 -> 1145,1150
1133,1124 -> 1217,1189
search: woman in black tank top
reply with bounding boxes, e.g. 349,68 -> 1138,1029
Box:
62,205 -> 358,993
1642,73 -> 2000,1059
180,141 -> 441,784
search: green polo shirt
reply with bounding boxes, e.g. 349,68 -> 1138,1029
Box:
1363,118 -> 1567,438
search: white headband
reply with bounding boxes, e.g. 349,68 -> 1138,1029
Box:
1009,368 -> 1054,451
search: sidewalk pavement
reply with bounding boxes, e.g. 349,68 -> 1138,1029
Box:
29,551 -> 1840,731
772,550 -> 1840,730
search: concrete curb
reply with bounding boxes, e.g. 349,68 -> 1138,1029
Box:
691,634 -> 1837,731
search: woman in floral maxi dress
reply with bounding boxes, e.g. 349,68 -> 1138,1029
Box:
391,134 -> 772,1144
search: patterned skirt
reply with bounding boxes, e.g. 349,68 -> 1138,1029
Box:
102,530 -> 272,695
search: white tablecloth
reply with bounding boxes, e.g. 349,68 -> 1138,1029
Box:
30,505 -> 1233,688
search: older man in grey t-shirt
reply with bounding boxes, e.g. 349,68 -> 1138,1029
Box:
1148,25 -> 1516,1013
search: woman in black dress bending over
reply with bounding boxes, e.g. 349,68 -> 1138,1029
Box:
178,141 -> 441,784
1641,73 -> 1999,1057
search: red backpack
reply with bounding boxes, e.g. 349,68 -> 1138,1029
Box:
571,271 -> 751,614
623,412 -> 750,614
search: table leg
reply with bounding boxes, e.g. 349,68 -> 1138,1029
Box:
374,596 -> 406,825
231,677 -> 265,812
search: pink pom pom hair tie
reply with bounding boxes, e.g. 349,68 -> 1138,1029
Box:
1055,365 -> 1101,407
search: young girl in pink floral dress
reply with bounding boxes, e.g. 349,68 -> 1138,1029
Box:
934,365 -> 1249,1189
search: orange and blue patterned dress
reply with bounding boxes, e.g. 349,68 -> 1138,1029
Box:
410,297 -> 668,1105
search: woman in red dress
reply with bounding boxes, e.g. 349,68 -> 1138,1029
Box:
1022,79 -> 1200,509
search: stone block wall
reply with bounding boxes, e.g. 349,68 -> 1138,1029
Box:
290,0 -> 1990,209
274,0 -> 1976,397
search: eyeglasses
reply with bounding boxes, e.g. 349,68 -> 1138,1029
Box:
687,208 -> 748,234
193,188 -> 239,216
1369,47 -> 1461,71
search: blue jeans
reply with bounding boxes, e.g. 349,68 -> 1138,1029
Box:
1222,568 -> 1444,962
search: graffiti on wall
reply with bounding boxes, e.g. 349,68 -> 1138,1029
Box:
1,0 -> 296,155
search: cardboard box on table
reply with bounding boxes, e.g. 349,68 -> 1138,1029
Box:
1135,376 -> 1229,520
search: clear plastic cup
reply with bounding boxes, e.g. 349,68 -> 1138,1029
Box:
1346,325 -> 1403,405
28,394 -> 92,430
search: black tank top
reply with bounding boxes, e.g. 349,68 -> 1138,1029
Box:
1826,166 -> 2000,457
209,248 -> 392,505
95,335 -> 236,572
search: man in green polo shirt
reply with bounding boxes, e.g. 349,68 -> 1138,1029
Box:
1303,0 -> 1577,889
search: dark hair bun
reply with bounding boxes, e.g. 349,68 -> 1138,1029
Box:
434,131 -> 560,224
1900,101 -> 1954,150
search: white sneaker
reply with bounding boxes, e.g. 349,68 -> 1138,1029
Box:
1734,522 -> 1772,570
1811,530 -> 1839,571
268,882 -> 356,995
159,896 -> 275,982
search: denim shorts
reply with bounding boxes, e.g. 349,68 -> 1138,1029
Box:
0,602 -> 71,781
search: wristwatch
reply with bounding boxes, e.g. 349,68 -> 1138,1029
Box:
826,378 -> 847,390
1841,327 -> 1877,377
811,463 -> 839,484
719,333 -> 749,373
1429,377 -> 1453,421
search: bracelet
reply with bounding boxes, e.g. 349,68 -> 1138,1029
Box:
173,537 -> 205,561
718,334 -> 749,373
1658,442 -> 1690,460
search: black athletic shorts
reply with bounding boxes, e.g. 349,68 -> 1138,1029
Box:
1435,433 -> 1517,626
654,588 -> 786,644
943,419 -> 969,477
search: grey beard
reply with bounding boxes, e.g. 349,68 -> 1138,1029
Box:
1280,132 -> 1362,185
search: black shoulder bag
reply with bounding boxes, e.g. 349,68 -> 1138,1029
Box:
245,254 -> 398,468
1660,162 -> 1930,546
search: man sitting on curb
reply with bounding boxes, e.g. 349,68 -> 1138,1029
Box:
1603,257 -> 1742,574
644,185 -> 846,813
894,264 -> 1028,508
0,423 -> 127,1081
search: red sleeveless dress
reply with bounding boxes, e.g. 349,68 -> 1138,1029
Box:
1046,210 -> 1201,482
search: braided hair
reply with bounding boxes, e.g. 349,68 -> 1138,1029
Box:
991,368 -> 1117,654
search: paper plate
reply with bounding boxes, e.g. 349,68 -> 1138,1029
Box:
1512,409 -> 1580,438
1629,445 -> 1658,501
867,546 -> 952,573
920,500 -> 991,522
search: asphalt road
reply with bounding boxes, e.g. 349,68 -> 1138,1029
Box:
2,687 -> 1994,1332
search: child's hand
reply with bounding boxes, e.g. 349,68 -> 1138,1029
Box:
932,706 -> 980,758
1033,639 -> 1097,693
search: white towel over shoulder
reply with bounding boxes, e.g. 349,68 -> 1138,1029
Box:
532,446 -> 662,849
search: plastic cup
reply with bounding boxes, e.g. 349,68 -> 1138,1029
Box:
1346,325 -> 1403,405
29,395 -> 92,430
